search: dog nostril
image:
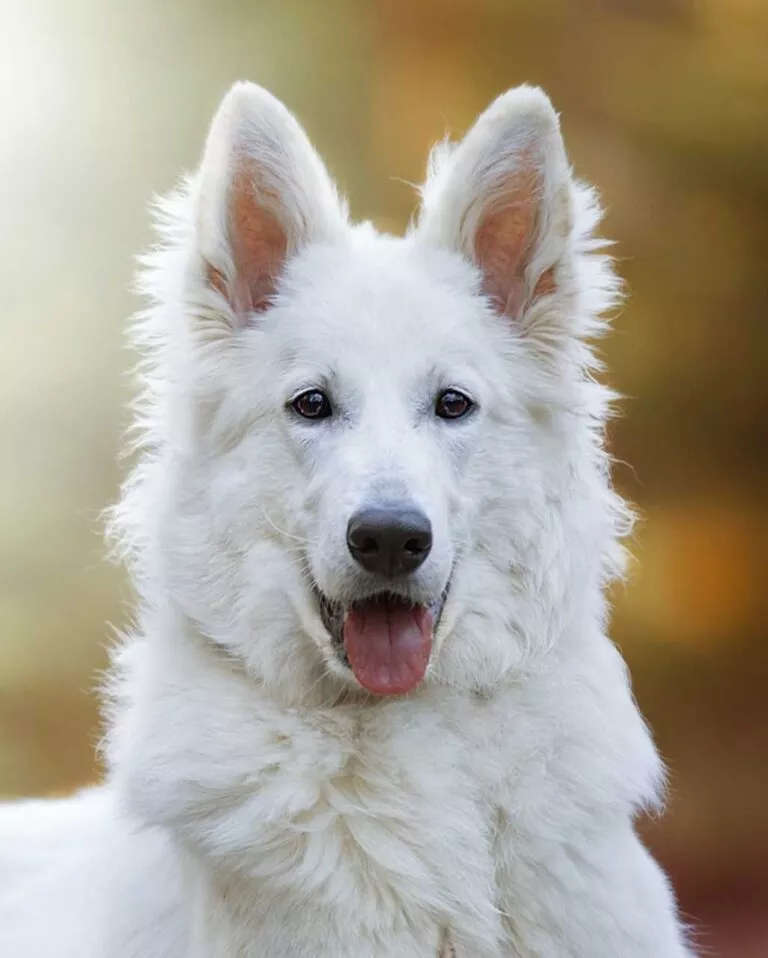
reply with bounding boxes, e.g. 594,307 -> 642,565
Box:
405,537 -> 428,556
360,537 -> 379,555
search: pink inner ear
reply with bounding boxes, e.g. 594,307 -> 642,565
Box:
209,163 -> 288,324
474,165 -> 553,321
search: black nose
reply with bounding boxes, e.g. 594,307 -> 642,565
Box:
347,505 -> 433,578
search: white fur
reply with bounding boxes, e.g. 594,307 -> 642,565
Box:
0,82 -> 694,957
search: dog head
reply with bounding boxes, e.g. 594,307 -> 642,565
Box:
115,83 -> 625,701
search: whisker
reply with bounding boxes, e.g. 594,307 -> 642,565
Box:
261,508 -> 310,545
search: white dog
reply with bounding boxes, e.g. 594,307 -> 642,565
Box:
0,82 -> 694,957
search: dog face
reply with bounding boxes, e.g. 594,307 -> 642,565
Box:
122,83 -> 620,700
251,237 -> 509,695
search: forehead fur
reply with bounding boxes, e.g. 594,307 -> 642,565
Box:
267,227 -> 511,375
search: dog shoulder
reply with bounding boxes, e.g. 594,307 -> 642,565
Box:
0,786 -> 185,958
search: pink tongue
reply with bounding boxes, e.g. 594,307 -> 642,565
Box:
343,598 -> 433,696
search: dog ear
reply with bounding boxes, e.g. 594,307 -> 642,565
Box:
417,86 -> 574,327
194,82 -> 346,327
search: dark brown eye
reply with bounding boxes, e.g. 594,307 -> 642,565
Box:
435,389 -> 474,421
291,389 -> 333,421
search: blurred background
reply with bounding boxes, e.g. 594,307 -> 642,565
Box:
0,0 -> 766,952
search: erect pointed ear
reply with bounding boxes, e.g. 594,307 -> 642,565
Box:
194,82 -> 346,326
416,86 -> 574,325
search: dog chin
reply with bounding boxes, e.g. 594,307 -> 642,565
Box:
312,580 -> 451,696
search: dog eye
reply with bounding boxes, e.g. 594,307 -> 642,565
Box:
291,389 -> 333,421
435,389 -> 474,421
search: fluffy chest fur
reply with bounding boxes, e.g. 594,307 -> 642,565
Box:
110,635 -> 508,955
106,619 -> 660,958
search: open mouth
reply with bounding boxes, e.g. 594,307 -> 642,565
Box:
315,585 -> 450,696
